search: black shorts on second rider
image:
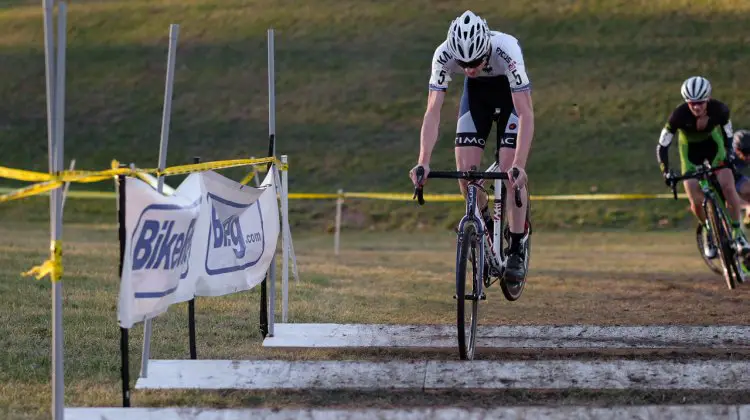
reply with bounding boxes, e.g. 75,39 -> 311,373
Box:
455,75 -> 519,152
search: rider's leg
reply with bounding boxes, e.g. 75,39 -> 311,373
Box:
684,179 -> 706,223
682,140 -> 717,257
496,110 -> 527,284
684,177 -> 716,255
455,77 -> 494,212
736,176 -> 750,224
717,168 -> 744,225
685,178 -> 718,259
455,146 -> 484,201
497,111 -> 527,238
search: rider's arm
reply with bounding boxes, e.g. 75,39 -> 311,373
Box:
511,91 -> 534,169
419,44 -> 452,166
719,105 -> 734,160
657,109 -> 682,173
709,103 -> 733,165
418,90 -> 445,166
656,126 -> 674,173
723,120 -> 734,148
501,37 -> 534,169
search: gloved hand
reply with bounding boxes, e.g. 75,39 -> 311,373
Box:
662,169 -> 676,188
409,163 -> 430,187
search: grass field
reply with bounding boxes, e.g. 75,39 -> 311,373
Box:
3,0 -> 750,229
1,222 -> 749,419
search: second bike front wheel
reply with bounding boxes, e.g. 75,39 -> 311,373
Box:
705,198 -> 738,289
695,223 -> 722,275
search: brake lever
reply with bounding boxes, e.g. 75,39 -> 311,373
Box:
668,172 -> 681,200
413,166 -> 426,206
511,167 -> 523,208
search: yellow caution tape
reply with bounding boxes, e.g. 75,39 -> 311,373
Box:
0,187 -> 114,199
23,240 -> 63,283
240,172 -> 256,186
0,186 -> 690,203
0,157 -> 279,183
0,181 -> 64,203
531,193 -> 685,201
287,193 -> 342,200
133,171 -> 155,186
157,157 -> 278,177
0,166 -> 54,182
287,192 -> 689,201
0,157 -> 284,203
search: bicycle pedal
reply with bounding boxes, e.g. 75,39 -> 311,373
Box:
480,293 -> 487,300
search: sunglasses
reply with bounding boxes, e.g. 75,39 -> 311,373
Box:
456,56 -> 486,69
687,100 -> 708,106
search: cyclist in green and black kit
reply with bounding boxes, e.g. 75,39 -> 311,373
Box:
656,76 -> 750,259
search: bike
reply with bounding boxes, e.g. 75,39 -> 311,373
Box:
668,161 -> 745,289
413,165 -> 532,360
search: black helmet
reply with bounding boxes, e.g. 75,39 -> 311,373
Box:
733,130 -> 750,155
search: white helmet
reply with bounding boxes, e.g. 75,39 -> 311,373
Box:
446,10 -> 490,64
680,76 -> 711,102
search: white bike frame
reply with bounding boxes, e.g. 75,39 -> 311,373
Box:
476,161 -> 506,274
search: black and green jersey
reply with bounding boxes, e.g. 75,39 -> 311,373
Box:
656,99 -> 734,174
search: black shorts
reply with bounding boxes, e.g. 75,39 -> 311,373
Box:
685,138 -> 719,168
454,75 -> 518,150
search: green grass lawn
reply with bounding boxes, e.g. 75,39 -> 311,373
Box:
2,1 -> 750,229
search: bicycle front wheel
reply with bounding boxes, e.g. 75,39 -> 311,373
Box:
456,221 -> 480,360
705,198 -> 738,289
695,223 -> 722,275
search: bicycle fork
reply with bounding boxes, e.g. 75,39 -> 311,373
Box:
460,185 -> 487,301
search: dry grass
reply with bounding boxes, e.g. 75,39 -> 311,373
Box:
1,222 -> 749,418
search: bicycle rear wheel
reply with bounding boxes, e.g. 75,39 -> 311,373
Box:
705,198 -> 738,289
456,221 -> 480,360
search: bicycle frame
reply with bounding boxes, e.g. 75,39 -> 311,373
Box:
478,162 -> 510,278
699,178 -> 730,225
457,182 -> 488,298
672,163 -> 732,231
414,165 -> 522,287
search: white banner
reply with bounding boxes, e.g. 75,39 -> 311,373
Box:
117,169 -> 280,328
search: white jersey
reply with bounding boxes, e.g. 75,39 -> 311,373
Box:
428,31 -> 531,93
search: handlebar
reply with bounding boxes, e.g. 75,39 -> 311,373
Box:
666,162 -> 728,200
413,166 -> 523,207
